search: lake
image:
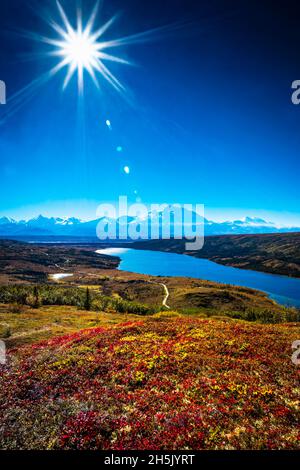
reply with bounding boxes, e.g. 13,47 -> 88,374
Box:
96,248 -> 300,308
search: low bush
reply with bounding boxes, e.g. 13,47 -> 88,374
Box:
0,285 -> 160,316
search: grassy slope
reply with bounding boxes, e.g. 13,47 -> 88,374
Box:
0,304 -> 139,348
1,275 -> 298,351
0,317 -> 299,450
131,232 -> 300,277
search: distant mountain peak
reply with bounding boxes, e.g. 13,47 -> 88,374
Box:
0,216 -> 16,225
0,213 -> 298,238
244,216 -> 274,226
31,214 -> 47,221
244,216 -> 268,223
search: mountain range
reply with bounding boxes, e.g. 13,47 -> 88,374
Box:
0,213 -> 299,239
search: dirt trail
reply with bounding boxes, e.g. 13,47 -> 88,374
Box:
160,283 -> 170,309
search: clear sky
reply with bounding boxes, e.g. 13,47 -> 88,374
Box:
0,0 -> 300,225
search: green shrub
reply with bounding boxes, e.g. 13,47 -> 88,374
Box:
0,285 -> 160,316
84,288 -> 91,311
2,327 -> 11,338
226,307 -> 300,323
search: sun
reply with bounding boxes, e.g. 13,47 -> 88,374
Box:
40,1 -> 131,94
63,32 -> 97,68
56,25 -> 103,92
1,0 -> 172,124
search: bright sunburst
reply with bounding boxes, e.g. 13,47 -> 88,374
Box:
41,0 -> 131,93
1,1 -> 175,125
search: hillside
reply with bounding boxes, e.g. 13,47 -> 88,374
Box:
131,232 -> 300,278
1,317 -> 299,450
0,240 -> 118,283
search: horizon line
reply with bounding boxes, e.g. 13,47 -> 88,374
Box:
0,212 -> 299,229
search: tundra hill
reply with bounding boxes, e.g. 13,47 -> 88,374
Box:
0,240 -> 118,283
0,317 -> 299,450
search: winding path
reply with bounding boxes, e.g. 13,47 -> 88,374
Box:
160,283 -> 170,309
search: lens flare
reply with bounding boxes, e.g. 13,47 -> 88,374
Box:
42,1 -> 131,94
1,1 -> 179,125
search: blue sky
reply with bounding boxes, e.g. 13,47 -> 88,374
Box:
0,0 -> 300,225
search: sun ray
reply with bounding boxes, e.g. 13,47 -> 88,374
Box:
94,60 -> 125,93
85,63 -> 100,89
49,20 -> 71,42
96,52 -> 131,65
16,29 -> 66,48
78,64 -> 84,92
99,23 -> 182,50
29,2 -> 132,94
89,15 -> 120,43
0,59 -> 69,125
77,7 -> 83,35
0,0 -> 180,125
84,0 -> 101,37
56,1 -> 74,35
62,62 -> 77,90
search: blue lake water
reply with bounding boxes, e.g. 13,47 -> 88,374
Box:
96,248 -> 300,308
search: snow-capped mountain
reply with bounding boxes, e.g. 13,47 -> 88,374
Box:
0,216 -> 83,236
232,217 -> 275,227
0,214 -> 298,238
25,215 -> 82,227
0,217 -> 16,225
